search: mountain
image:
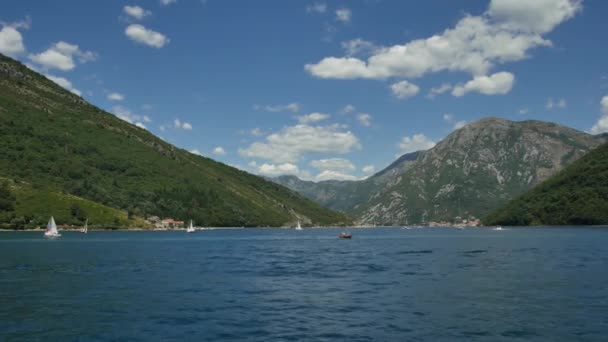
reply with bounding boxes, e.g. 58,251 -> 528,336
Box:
273,151 -> 421,212
484,142 -> 608,226
0,53 -> 351,229
274,118 -> 604,225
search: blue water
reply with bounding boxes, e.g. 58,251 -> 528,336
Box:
1,228 -> 608,341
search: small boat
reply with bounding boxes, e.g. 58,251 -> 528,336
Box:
80,219 -> 88,234
492,226 -> 504,231
44,216 -> 61,238
186,220 -> 195,233
339,232 -> 352,239
295,220 -> 303,231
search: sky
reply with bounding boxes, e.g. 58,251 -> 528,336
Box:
1,0 -> 608,181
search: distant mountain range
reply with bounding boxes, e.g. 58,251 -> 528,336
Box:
0,53 -> 350,229
274,118 -> 605,225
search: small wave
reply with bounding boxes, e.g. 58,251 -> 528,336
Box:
398,250 -> 433,255
462,250 -> 487,254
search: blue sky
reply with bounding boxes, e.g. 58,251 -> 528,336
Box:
1,0 -> 608,181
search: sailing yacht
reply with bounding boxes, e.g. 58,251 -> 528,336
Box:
295,220 -> 303,230
44,216 -> 61,238
186,220 -> 195,233
80,219 -> 88,234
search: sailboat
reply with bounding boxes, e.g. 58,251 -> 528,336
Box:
80,219 -> 88,234
295,220 -> 303,230
44,216 -> 61,238
186,220 -> 195,233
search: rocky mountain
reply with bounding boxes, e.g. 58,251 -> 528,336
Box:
0,53 -> 351,228
484,141 -> 608,226
274,117 -> 605,225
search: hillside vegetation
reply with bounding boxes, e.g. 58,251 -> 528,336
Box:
484,142 -> 608,226
0,53 -> 351,229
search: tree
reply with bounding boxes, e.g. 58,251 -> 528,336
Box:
0,182 -> 16,212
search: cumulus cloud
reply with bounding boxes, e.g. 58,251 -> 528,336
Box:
357,113 -> 372,127
546,97 -> 567,110
125,24 -> 169,48
305,0 -> 580,80
311,158 -> 356,172
255,102 -> 300,113
257,163 -> 301,177
0,25 -> 26,57
107,92 -> 125,101
590,96 -> 608,134
519,108 -> 529,115
160,0 -> 177,5
190,149 -> 202,156
45,74 -> 82,96
213,146 -> 226,155
427,83 -> 453,98
342,38 -> 376,57
341,104 -> 356,114
111,105 -> 150,128
390,80 -> 420,99
452,71 -> 515,96
29,41 -> 96,71
443,113 -> 467,130
335,8 -> 352,23
298,112 -> 330,124
315,170 -> 358,181
124,5 -> 151,20
251,128 -> 264,136
239,124 -> 360,163
173,119 -> 192,130
362,165 -> 376,175
398,133 -> 435,154
306,2 -> 327,14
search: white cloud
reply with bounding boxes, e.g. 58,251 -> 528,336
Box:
111,105 -> 150,128
590,96 -> 608,134
160,0 -> 177,5
239,124 -> 360,163
390,80 -> 420,99
107,92 -> 125,101
443,113 -> 467,130
310,158 -> 356,172
182,122 -> 193,130
0,26 -> 26,57
428,83 -> 452,98
443,113 -> 454,122
362,165 -> 375,175
172,119 -> 192,130
398,133 -> 435,154
174,119 -> 181,128
257,163 -> 300,177
488,0 -> 582,34
124,5 -> 151,20
519,108 -> 529,115
298,112 -> 330,124
190,149 -> 202,156
357,113 -> 372,127
255,102 -> 300,113
341,104 -> 356,114
306,2 -> 327,14
305,0 -> 579,80
342,38 -> 377,57
45,74 -> 82,96
29,41 -> 96,71
453,120 -> 467,130
251,128 -> 264,136
125,24 -> 169,48
213,146 -> 226,155
315,170 -> 358,181
335,8 -> 352,23
452,71 -> 515,96
546,97 -> 567,110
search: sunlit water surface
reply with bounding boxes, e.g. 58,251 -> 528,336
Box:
1,227 -> 608,341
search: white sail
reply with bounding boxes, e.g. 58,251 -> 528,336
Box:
186,220 -> 195,233
81,219 -> 88,233
295,220 -> 302,230
44,216 -> 61,238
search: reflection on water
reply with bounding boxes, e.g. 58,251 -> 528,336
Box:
1,227 -> 608,341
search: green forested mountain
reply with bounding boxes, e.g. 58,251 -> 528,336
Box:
484,142 -> 608,226
0,53 -> 350,228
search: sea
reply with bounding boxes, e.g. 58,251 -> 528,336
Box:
1,227 -> 607,341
